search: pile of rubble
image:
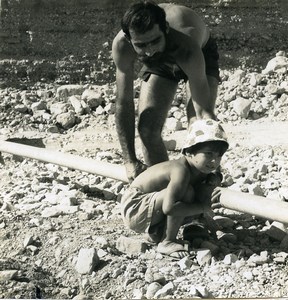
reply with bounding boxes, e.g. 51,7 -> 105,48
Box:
0,52 -> 288,299
1,52 -> 288,138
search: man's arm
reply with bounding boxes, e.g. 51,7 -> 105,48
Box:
178,43 -> 216,120
112,33 -> 147,181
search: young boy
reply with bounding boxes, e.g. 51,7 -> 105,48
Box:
121,119 -> 229,259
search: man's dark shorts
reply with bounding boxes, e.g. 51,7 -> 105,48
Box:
138,36 -> 220,83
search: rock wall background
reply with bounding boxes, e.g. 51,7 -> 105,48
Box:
0,0 -> 287,85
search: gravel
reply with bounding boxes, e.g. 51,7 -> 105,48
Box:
0,49 -> 288,299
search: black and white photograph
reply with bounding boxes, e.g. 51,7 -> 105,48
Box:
0,0 -> 288,299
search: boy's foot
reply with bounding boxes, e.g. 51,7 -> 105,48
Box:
146,221 -> 166,244
157,241 -> 189,259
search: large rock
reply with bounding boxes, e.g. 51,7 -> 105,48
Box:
262,56 -> 288,74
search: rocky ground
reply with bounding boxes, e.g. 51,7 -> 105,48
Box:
1,41 -> 288,300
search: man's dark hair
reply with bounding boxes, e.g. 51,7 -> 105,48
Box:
121,1 -> 167,39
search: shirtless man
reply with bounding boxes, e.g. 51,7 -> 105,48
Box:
112,1 -> 220,182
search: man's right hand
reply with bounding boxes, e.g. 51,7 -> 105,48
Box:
125,160 -> 147,182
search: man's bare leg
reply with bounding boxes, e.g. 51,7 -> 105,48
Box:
138,74 -> 178,166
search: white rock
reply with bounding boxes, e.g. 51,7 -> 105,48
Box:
280,81 -> 288,92
177,256 -> 193,270
75,248 -> 100,274
81,89 -> 103,109
132,288 -> 144,299
165,117 -> 183,131
69,95 -> 84,115
196,249 -> 212,266
279,187 -> 288,200
56,111 -> 76,129
0,270 -> 18,281
95,236 -> 109,248
262,56 -> 288,74
249,73 -> 264,86
146,282 -> 162,299
196,285 -> 210,298
154,282 -> 174,298
57,84 -> 85,100
242,271 -> 254,280
223,253 -> 238,265
232,97 -> 252,118
95,105 -> 105,115
248,183 -> 265,196
49,102 -> 69,116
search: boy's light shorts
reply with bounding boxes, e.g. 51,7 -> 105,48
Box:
121,187 -> 159,233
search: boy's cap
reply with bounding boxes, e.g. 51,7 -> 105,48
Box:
181,119 -> 229,154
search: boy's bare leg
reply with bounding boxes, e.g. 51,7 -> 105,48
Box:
156,214 -> 189,259
163,215 -> 186,242
138,74 -> 178,166
149,187 -> 196,258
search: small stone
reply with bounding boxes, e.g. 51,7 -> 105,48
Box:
196,249 -> 212,266
267,222 -> 287,241
146,282 -> 163,299
116,236 -> 148,255
0,270 -> 18,281
242,271 -> 254,280
154,282 -> 175,298
75,248 -> 100,275
223,253 -> 238,265
177,256 -> 193,270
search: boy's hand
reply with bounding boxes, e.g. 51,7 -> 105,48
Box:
125,159 -> 147,182
211,187 -> 223,209
195,184 -> 223,211
211,187 -> 222,203
206,172 -> 223,186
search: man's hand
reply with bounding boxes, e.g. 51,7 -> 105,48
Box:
125,159 -> 147,182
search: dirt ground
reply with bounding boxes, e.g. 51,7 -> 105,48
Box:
1,104 -> 288,299
0,2 -> 288,299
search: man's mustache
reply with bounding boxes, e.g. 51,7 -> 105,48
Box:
138,52 -> 163,63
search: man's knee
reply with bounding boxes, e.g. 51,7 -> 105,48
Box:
138,108 -> 164,141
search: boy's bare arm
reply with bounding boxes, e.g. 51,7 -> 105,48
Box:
162,165 -> 210,216
169,201 -> 207,217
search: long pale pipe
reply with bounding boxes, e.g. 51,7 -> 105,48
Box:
1,140 -> 287,224
0,140 -> 129,183
219,188 -> 288,224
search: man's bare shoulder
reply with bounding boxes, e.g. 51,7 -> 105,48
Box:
160,3 -> 209,46
159,3 -> 200,21
112,31 -> 136,64
112,31 -> 131,52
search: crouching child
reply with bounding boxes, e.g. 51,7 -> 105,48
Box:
120,119 -> 229,259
